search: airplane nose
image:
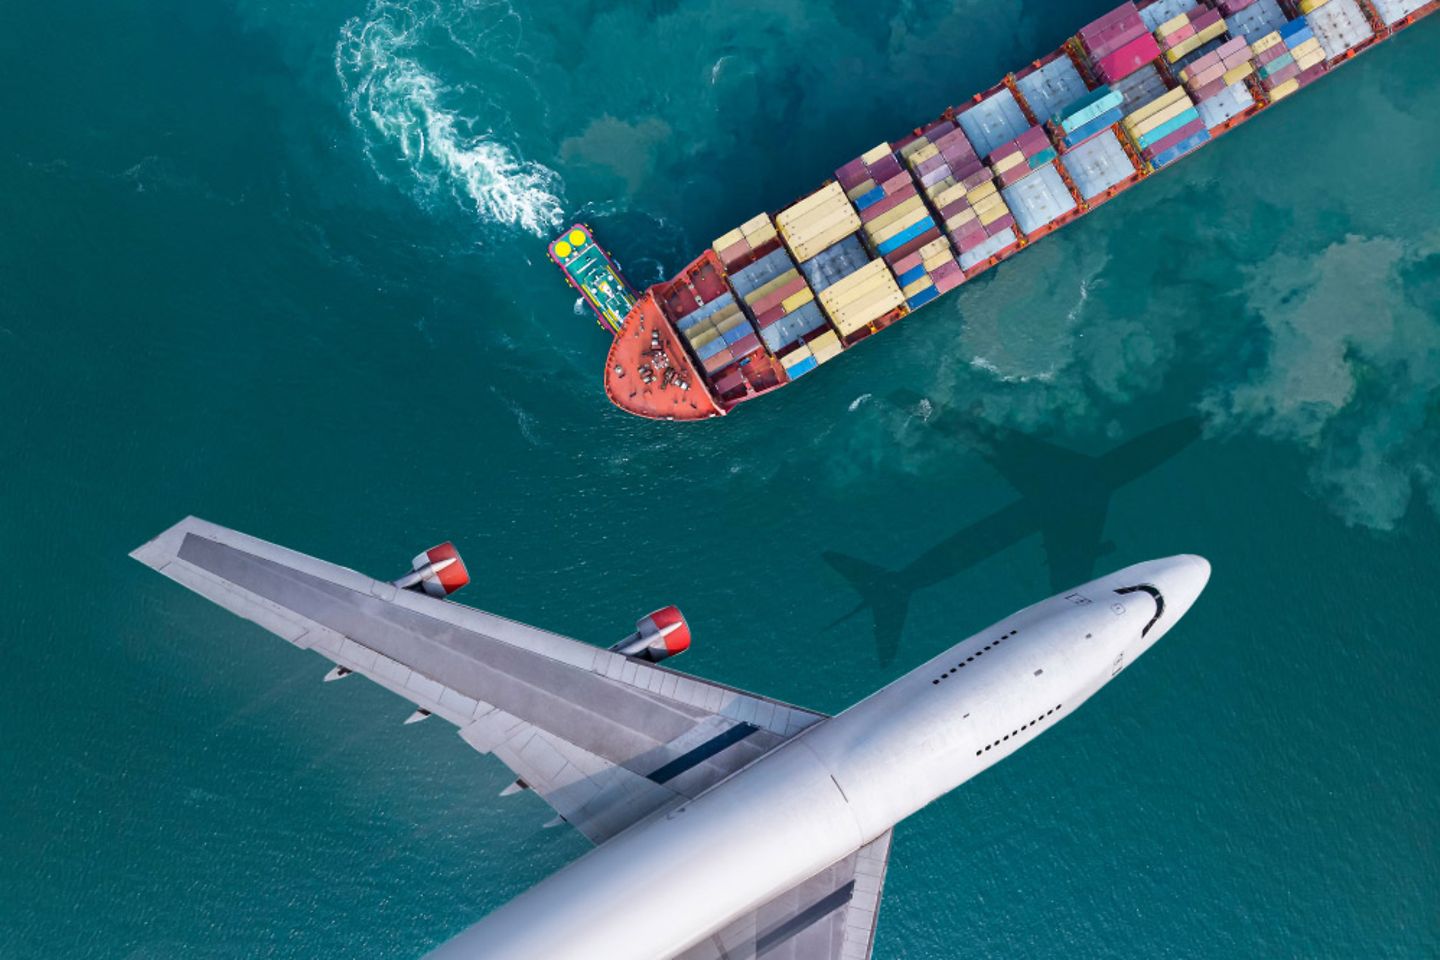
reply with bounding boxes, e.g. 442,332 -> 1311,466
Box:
1151,554 -> 1211,624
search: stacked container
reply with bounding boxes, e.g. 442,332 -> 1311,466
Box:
777,328 -> 846,379
1079,3 -> 1164,83
712,213 -> 781,273
1299,0 -> 1374,61
895,121 -> 1019,275
728,248 -> 828,357
816,259 -> 906,340
1123,86 -> 1212,167
1178,36 -> 1256,101
774,182 -> 863,263
1369,0 -> 1431,25
1154,6 -> 1229,63
836,139 -> 964,310
1252,17 -> 1327,100
676,293 -> 760,378
956,89 -> 1033,159
1220,0 -> 1290,43
1001,164 -> 1079,235
1139,0 -> 1201,31
1014,53 -> 1091,125
1052,86 -> 1127,147
1060,129 -> 1141,200
986,126 -> 1060,187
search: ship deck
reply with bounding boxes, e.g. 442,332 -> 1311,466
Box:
603,293 -> 723,421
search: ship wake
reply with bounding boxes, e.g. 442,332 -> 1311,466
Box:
335,0 -> 564,236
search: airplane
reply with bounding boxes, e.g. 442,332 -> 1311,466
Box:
827,395 -> 1202,663
132,517 -> 1211,959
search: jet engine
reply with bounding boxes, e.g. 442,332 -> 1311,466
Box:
610,606 -> 691,662
393,542 -> 470,597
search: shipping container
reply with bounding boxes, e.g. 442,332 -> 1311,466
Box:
775,182 -> 863,262
1001,164 -> 1079,235
799,234 -> 872,294
1061,129 -> 1141,199
817,259 -> 906,337
1370,0 -> 1430,23
1112,63 -> 1171,114
570,0 -> 1435,421
1195,80 -> 1258,128
1225,0 -> 1289,41
1139,0 -> 1200,31
1303,0 -> 1374,59
712,213 -> 782,273
957,89 -> 1033,159
1015,53 -> 1091,122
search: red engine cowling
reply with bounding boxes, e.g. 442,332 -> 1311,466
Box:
394,542 -> 470,598
610,605 -> 691,662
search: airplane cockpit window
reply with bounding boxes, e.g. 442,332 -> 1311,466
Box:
1114,584 -> 1164,637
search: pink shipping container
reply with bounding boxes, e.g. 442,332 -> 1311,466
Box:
1096,33 -> 1162,82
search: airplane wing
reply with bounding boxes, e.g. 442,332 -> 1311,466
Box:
131,517 -> 826,844
675,830 -> 892,960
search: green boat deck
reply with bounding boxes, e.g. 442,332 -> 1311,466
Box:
549,225 -> 636,335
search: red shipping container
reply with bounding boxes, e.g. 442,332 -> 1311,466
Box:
750,275 -> 809,316
1218,0 -> 1258,12
862,186 -> 918,222
1096,32 -> 1161,83
885,229 -> 943,266
703,350 -> 734,374
835,157 -> 867,188
1296,64 -> 1328,86
986,213 -> 1018,236
1190,78 -> 1227,103
1080,3 -> 1145,57
730,333 -> 761,357
755,304 -> 786,328
1265,62 -> 1301,86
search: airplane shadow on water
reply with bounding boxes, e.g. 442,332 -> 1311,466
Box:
825,393 -> 1203,664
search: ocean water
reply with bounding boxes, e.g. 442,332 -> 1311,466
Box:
1,0 -> 1437,957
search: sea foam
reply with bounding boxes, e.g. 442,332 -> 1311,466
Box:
336,0 -> 564,236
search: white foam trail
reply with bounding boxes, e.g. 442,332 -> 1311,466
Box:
336,0 -> 564,236
848,393 -> 873,412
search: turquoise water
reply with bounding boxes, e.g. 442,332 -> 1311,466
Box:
2,1 -> 1437,956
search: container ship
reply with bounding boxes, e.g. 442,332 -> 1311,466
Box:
549,0 -> 1436,421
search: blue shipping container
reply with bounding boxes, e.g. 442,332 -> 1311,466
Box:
1137,108 -> 1202,149
1063,107 -> 1124,148
907,285 -> 943,310
896,264 -> 927,286
1151,131 -> 1211,167
876,217 -> 937,255
785,355 -> 819,378
854,185 -> 887,211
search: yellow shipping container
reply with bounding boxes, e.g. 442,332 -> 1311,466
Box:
919,236 -> 952,261
783,182 -> 847,218
992,151 -> 1026,174
740,213 -> 773,237
864,196 -> 923,234
1298,0 -> 1329,11
946,207 -> 979,230
1166,23 -> 1225,62
781,346 -> 813,369
1125,87 -> 1189,127
1252,31 -> 1283,53
1290,37 -> 1323,59
712,227 -> 744,251
872,207 -> 927,243
974,197 -> 1009,226
747,268 -> 801,305
908,142 -> 941,165
1222,64 -> 1254,85
1268,78 -> 1300,100
901,275 -> 933,298
809,330 -> 843,364
1158,13 -> 1190,34
860,143 -> 892,165
845,179 -> 878,202
1295,50 -> 1325,70
1127,96 -> 1194,135
931,182 -> 968,208
819,260 -> 903,332
789,217 -> 862,261
689,325 -> 722,348
715,307 -> 746,333
968,179 -> 999,203
780,289 -> 815,313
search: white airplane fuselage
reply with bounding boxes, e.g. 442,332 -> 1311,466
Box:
428,556 -> 1210,960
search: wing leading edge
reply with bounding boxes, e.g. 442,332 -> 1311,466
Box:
131,517 -> 826,843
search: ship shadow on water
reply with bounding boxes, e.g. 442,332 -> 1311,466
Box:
825,392 -> 1202,665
